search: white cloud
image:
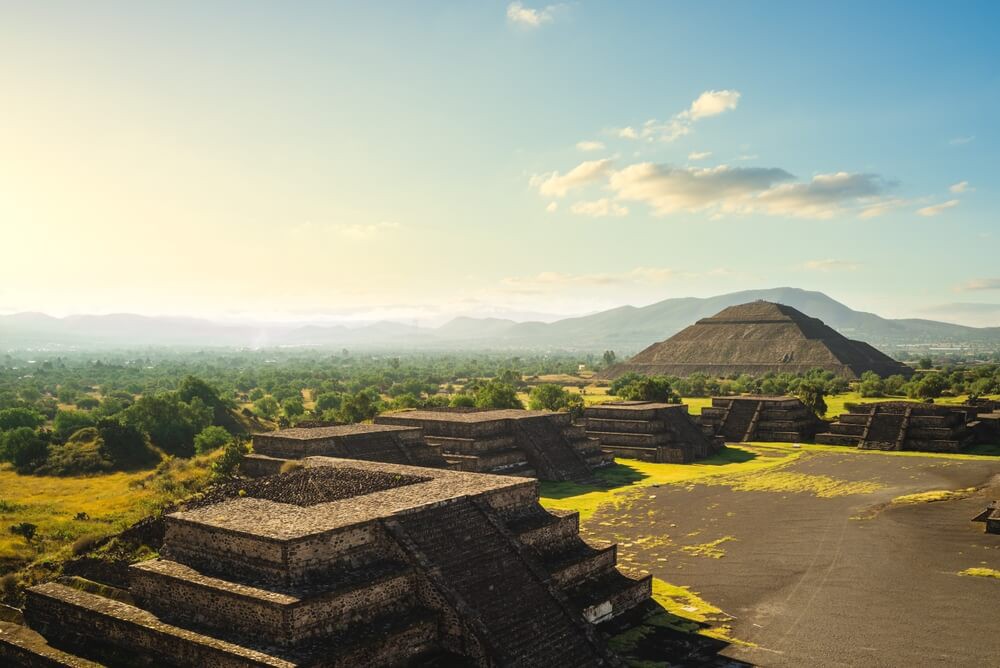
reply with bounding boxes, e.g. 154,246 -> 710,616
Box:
756,172 -> 887,219
545,201 -> 558,213
570,198 -> 628,217
530,158 -> 612,198
506,2 -> 561,27
949,136 -> 974,146
608,163 -> 793,215
917,199 -> 960,217
950,180 -> 973,193
682,90 -> 742,120
617,90 -> 741,143
802,259 -> 860,272
956,278 -> 1000,291
859,198 -> 910,219
688,151 -> 712,161
576,140 -> 605,152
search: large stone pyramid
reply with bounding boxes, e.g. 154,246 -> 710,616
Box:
602,301 -> 913,380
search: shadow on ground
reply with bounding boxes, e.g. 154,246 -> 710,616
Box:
601,600 -> 752,667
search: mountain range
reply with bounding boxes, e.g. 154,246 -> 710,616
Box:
3,288 -> 999,352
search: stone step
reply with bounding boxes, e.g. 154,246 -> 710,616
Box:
162,511 -> 386,585
424,435 -> 516,455
129,558 -> 418,647
542,540 -> 617,588
585,431 -> 673,447
507,509 -> 580,551
564,568 -> 653,625
23,583 -> 297,667
815,433 -> 861,446
0,620 -> 103,667
584,417 -> 667,434
241,453 -> 292,478
830,423 -> 866,436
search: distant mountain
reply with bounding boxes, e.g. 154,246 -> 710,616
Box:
3,288 -> 999,352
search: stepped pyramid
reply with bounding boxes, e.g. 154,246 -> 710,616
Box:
375,408 -> 612,482
242,423 -> 450,477
583,401 -> 724,463
1,458 -> 650,666
601,301 -> 912,380
816,401 -> 976,452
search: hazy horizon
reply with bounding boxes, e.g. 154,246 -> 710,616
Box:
3,2 -> 999,326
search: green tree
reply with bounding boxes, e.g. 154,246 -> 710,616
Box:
212,438 -> 249,478
336,390 -> 381,423
528,384 -> 572,411
918,357 -> 933,370
602,350 -> 616,367
282,397 -> 305,418
253,395 -> 280,420
97,417 -> 156,469
617,376 -> 678,403
609,372 -> 645,397
314,392 -> 342,412
1,428 -> 49,472
124,394 -> 213,457
474,380 -> 523,410
0,407 -> 44,432
248,388 -> 265,402
194,425 -> 232,454
53,410 -> 97,441
796,380 -> 828,417
858,371 -> 885,398
449,393 -> 476,408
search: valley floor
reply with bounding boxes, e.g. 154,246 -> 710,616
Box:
542,444 -> 1000,667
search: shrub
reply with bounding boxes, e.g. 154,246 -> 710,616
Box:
71,534 -> 104,556
616,376 -> 679,403
9,522 -> 37,543
194,425 -> 232,454
1,427 -> 49,472
97,417 -> 158,469
474,381 -> 523,410
0,407 -> 44,431
212,438 -> 249,479
53,410 -> 97,441
36,437 -> 113,476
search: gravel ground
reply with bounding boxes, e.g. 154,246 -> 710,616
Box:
580,449 -> 1000,667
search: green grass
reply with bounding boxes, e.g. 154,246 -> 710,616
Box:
540,445 -> 798,520
0,454 -> 218,577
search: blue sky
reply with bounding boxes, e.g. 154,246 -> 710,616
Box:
1,2 -> 997,325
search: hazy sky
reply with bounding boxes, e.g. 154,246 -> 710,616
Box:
2,2 -> 998,326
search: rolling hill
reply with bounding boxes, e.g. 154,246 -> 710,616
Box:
3,288 -> 999,352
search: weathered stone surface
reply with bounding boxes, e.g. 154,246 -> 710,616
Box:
584,401 -> 724,463
5,457 -> 649,666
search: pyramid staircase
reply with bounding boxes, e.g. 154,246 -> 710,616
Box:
2,459 -> 648,667
816,402 -> 975,452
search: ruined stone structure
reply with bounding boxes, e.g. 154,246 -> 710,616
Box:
583,401 -> 724,463
601,301 -> 913,380
816,401 -> 976,452
1,459 -> 650,666
243,424 -> 450,477
700,396 -> 823,443
973,501 -> 1000,535
375,409 -> 612,482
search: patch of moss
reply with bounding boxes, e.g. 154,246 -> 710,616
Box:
681,536 -> 735,559
891,488 -> 977,505
958,567 -> 1000,579
700,468 -> 883,498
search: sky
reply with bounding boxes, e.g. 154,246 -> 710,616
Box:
1,1 -> 998,327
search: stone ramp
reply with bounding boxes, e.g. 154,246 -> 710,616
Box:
720,399 -> 759,442
386,498 -> 609,667
511,417 -> 593,482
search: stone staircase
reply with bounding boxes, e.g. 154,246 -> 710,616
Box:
3,458 -> 649,666
817,402 -> 977,452
511,417 -> 594,482
386,498 -> 610,666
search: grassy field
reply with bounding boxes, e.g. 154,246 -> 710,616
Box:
0,456 -> 217,576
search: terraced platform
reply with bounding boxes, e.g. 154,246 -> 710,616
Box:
583,401 -> 724,463
1,458 -> 650,666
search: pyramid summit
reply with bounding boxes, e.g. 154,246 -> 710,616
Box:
601,300 -> 913,380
